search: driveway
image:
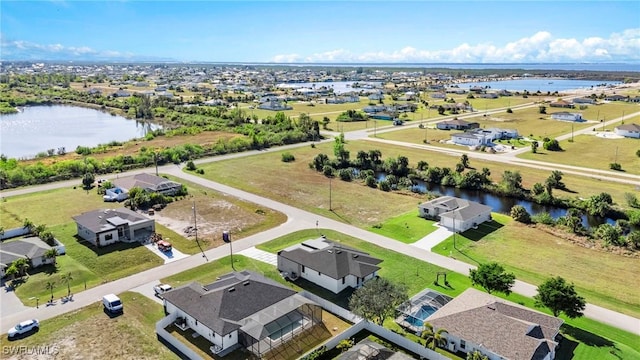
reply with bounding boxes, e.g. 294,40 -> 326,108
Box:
144,243 -> 189,264
411,225 -> 453,252
1,281 -> 30,316
237,247 -> 278,266
130,280 -> 164,305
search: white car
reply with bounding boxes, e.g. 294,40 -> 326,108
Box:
153,284 -> 173,298
8,319 -> 39,339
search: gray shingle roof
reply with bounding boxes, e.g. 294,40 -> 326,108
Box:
278,238 -> 382,279
428,288 -> 563,360
616,123 -> 640,132
0,237 -> 53,267
421,196 -> 492,222
72,208 -> 151,234
162,271 -> 297,336
112,173 -> 182,192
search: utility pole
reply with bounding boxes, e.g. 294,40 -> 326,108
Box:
223,231 -> 235,271
329,176 -> 332,211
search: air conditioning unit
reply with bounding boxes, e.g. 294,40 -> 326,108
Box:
448,342 -> 457,352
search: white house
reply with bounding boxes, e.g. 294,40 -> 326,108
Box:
258,100 -> 292,111
479,128 -> 520,140
450,133 -> 491,147
614,123 -> 640,138
277,236 -> 382,294
427,288 -> 563,360
111,173 -> 183,199
0,237 -> 56,278
551,112 -> 583,122
72,208 -> 155,247
160,271 -> 322,357
418,196 -> 492,232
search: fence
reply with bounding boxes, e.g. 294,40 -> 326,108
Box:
156,314 -> 204,360
300,291 -> 362,323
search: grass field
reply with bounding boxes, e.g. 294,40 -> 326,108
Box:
430,214 -> 640,319
368,209 -> 439,243
196,140 -> 639,227
0,292 -> 178,360
518,133 -> 640,175
252,229 -> 640,359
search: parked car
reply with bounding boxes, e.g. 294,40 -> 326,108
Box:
102,294 -> 123,314
157,240 -> 172,252
393,119 -> 404,126
7,319 -> 39,339
153,284 -> 173,298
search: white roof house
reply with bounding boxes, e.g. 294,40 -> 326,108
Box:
418,196 -> 492,232
614,123 -> 640,138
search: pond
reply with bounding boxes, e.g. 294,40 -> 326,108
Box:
0,105 -> 160,159
456,78 -> 621,93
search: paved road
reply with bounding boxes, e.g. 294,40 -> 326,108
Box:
411,225 -> 454,252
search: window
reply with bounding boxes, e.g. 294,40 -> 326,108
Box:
318,271 -> 321,276
460,340 -> 466,349
229,334 -> 232,338
342,277 -> 345,284
105,234 -> 113,241
301,265 -> 305,273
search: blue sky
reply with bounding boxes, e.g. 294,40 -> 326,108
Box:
1,1 -> 639,63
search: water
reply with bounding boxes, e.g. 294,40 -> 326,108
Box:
405,304 -> 438,327
0,105 -> 159,159
456,78 -> 621,93
276,81 -> 382,95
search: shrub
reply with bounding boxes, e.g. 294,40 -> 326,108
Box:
196,168 -> 204,174
609,162 -> 622,171
339,168 -> 353,181
322,165 -> 334,177
531,212 -> 556,225
185,160 -> 197,171
365,175 -> 377,188
510,205 -> 531,224
378,180 -> 391,191
506,108 -> 513,113
281,152 -> 295,162
543,139 -> 562,151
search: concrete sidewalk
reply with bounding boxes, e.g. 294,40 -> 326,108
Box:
411,225 -> 453,251
237,247 -> 278,266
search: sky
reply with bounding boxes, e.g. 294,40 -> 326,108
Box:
1,1 -> 639,63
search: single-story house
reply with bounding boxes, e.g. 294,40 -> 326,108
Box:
258,100 -> 293,111
427,288 -> 563,360
551,112 -> 583,122
431,92 -> 447,99
614,123 -> 640,138
72,208 -> 155,247
481,128 -> 519,140
437,119 -> 480,130
479,92 -> 498,99
277,236 -> 382,294
112,90 -> 131,98
604,95 -> 628,102
161,270 -> 322,357
369,113 -> 394,120
572,97 -> 595,104
0,237 -> 55,278
111,173 -> 183,197
451,132 -> 491,147
418,196 -> 492,232
549,100 -> 574,108
368,93 -> 384,101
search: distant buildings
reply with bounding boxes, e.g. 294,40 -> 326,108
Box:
614,123 -> 640,138
551,112 -> 583,122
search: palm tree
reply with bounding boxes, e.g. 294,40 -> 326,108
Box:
12,258 -> 30,277
61,272 -> 73,296
45,281 -> 56,302
4,264 -> 19,280
421,322 -> 448,350
467,350 -> 489,360
44,248 -> 58,266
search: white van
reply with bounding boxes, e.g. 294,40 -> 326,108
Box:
102,294 -> 123,313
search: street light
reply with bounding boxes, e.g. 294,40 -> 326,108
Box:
29,297 -> 39,309
223,231 -> 235,271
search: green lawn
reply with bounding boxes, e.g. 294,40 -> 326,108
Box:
0,292 -> 178,359
518,132 -> 640,175
12,222 -> 163,306
431,214 -> 640,319
368,209 -> 439,243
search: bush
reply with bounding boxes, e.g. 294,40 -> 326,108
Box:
531,212 -> 556,225
196,168 -> 204,174
365,175 -> 377,188
322,165 -> 334,177
543,139 -> 562,151
609,162 -> 622,171
185,160 -> 197,171
378,180 -> 391,191
281,152 -> 295,162
510,205 -> 531,224
339,168 -> 353,181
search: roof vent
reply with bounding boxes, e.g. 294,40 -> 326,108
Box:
327,250 -> 333,253
321,235 -> 327,239
336,250 -> 342,254
228,287 -> 236,292
353,254 -> 359,258
487,305 -> 496,311
243,281 -> 250,286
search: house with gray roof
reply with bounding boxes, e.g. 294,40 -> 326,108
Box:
0,237 -> 55,278
437,119 -> 479,130
419,196 -> 492,232
427,288 -> 563,360
111,173 -> 183,198
614,123 -> 640,138
160,270 -> 322,357
72,208 -> 155,247
277,236 -> 382,294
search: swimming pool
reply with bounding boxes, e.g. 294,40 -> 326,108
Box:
405,304 -> 438,327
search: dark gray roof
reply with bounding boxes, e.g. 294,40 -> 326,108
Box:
278,238 -> 382,280
616,123 -> 640,131
163,271 -> 297,336
0,237 -> 53,267
72,208 -> 151,234
112,173 -> 182,192
337,339 -> 414,360
421,196 -> 492,222
428,289 -> 563,360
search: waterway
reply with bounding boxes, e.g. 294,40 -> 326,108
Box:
277,81 -> 382,95
0,105 -> 159,159
455,78 -> 621,93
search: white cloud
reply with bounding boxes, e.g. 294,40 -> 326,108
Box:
0,38 -> 132,60
272,29 -> 640,63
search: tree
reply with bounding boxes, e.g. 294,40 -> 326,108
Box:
467,350 -> 489,360
531,141 -> 538,153
510,205 -> 531,224
535,276 -> 586,318
585,192 -> 613,217
636,149 -> 640,158
421,322 -> 447,350
594,223 -> 624,246
546,170 -> 565,189
469,262 -> 515,295
12,258 -> 30,277
46,280 -> 56,302
82,172 -> 95,189
61,272 -> 73,296
500,170 -> 523,195
44,248 -> 58,266
460,154 -> 470,168
543,139 -> 562,151
538,105 -> 547,114
348,277 -> 408,325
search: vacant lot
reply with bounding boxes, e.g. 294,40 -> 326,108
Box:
0,292 -> 178,360
196,140 -> 639,227
518,133 -> 640,175
431,214 -> 640,319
